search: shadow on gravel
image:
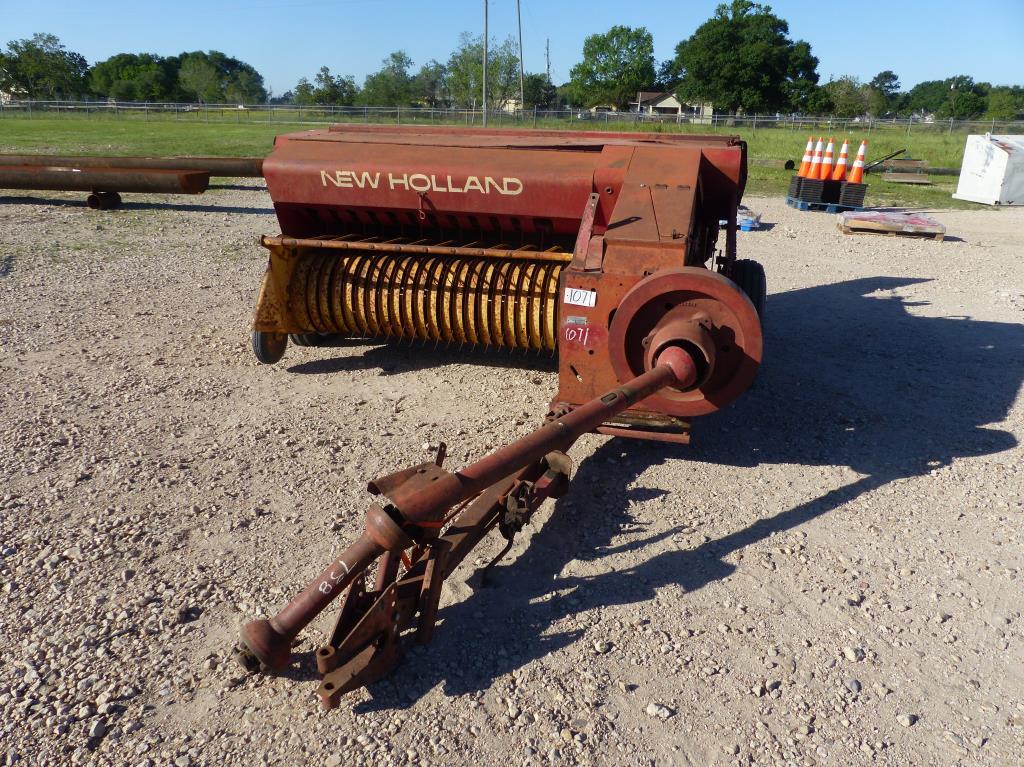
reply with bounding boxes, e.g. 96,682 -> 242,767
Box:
0,194 -> 273,215
288,340 -> 558,376
117,201 -> 274,215
350,275 -> 1024,710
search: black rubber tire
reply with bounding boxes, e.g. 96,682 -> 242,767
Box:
252,331 -> 288,364
730,259 -> 766,319
289,332 -> 345,347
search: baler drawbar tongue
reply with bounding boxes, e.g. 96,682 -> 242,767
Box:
236,345 -> 698,708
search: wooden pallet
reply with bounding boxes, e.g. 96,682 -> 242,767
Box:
882,158 -> 928,171
785,196 -> 863,214
879,157 -> 932,185
837,211 -> 945,241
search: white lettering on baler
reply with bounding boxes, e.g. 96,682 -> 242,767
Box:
320,170 -> 381,189
321,168 -> 522,195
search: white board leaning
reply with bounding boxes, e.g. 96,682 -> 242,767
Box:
953,134 -> 1024,206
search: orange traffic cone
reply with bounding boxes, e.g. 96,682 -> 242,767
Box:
818,137 -> 835,180
797,136 -> 814,177
807,136 -> 824,180
831,139 -> 850,181
847,140 -> 868,184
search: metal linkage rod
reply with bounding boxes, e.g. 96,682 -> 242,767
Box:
236,345 -> 698,672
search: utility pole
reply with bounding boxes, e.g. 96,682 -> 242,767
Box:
546,38 -> 550,82
517,0 -> 525,116
482,0 -> 488,127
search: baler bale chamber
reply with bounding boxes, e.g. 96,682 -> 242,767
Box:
237,125 -> 766,707
252,125 -> 763,439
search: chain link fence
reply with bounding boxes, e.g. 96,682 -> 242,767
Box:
2,99 -> 1022,135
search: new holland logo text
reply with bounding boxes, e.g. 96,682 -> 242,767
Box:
320,169 -> 522,196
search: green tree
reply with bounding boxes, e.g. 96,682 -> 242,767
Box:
823,76 -> 868,117
556,82 -> 577,109
670,0 -> 820,113
862,70 -> 900,116
905,80 -> 948,114
937,75 -> 985,118
657,59 -> 682,90
313,66 -> 358,105
567,25 -> 655,109
178,55 -> 222,102
869,70 -> 900,101
985,87 -> 1022,119
412,59 -> 448,107
445,32 -> 520,109
0,33 -> 88,99
522,72 -> 557,109
864,87 -> 888,117
360,51 -> 414,105
89,53 -> 177,101
226,68 -> 264,104
783,40 -> 820,111
293,78 -> 315,106
805,84 -> 834,115
176,50 -> 267,103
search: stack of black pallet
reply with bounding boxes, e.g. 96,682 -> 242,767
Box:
789,175 -> 866,210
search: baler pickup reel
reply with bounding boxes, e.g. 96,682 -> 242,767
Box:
236,126 -> 765,707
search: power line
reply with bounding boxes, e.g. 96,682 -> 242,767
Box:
517,0 -> 525,111
482,0 -> 488,126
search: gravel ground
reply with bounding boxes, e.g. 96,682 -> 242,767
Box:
0,184 -> 1022,767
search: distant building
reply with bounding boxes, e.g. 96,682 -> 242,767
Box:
0,89 -> 27,105
633,91 -> 714,123
634,91 -> 684,115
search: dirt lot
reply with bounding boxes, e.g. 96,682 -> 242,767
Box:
0,185 -> 1021,767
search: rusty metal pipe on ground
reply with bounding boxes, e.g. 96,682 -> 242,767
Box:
0,154 -> 263,177
237,345 -> 698,672
0,166 -> 210,195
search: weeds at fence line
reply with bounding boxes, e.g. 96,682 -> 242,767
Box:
1,100 -> 1018,137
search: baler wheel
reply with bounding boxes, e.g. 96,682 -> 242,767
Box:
252,331 -> 288,364
731,259 -> 766,319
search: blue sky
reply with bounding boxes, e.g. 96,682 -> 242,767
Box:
2,0 -> 1020,96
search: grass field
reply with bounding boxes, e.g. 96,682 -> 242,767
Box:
0,113 -> 983,209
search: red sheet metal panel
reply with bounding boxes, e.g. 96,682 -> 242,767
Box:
263,126 -> 745,241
